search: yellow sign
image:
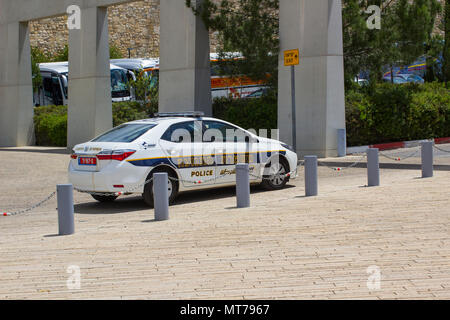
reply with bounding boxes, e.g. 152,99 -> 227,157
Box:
284,49 -> 300,66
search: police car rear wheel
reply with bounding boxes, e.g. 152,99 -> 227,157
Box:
261,159 -> 289,190
91,194 -> 118,203
143,169 -> 179,207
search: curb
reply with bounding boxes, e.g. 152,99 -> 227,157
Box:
347,137 -> 450,155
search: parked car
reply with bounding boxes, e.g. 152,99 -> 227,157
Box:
396,74 -> 424,83
69,112 -> 298,207
382,76 -> 408,84
243,87 -> 270,98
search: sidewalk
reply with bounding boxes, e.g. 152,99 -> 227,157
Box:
0,147 -> 449,299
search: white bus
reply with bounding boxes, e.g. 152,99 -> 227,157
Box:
34,62 -> 135,106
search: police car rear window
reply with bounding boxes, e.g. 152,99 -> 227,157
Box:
92,124 -> 156,143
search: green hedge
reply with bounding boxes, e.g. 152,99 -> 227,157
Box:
112,101 -> 157,127
213,94 -> 277,132
34,83 -> 450,147
34,105 -> 68,147
346,82 -> 450,146
34,101 -> 157,147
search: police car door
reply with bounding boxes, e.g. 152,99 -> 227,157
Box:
159,120 -> 215,187
202,120 -> 259,184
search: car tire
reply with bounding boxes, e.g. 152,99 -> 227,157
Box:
91,194 -> 118,203
142,168 -> 179,208
261,158 -> 290,190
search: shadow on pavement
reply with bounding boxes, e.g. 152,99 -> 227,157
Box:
74,184 -> 296,214
75,196 -> 148,214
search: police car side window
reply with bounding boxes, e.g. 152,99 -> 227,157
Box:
203,121 -> 246,143
162,121 -> 200,143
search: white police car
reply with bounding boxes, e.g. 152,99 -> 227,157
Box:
69,112 -> 298,206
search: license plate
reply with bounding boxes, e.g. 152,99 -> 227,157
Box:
78,157 -> 97,166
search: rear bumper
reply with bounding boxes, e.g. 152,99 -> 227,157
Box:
68,161 -> 151,193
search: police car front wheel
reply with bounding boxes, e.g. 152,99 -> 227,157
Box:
142,168 -> 179,207
261,159 -> 290,190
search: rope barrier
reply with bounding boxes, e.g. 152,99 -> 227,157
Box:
1,192 -> 56,217
318,155 -> 367,172
3,144 -> 448,216
379,149 -> 420,161
433,145 -> 450,154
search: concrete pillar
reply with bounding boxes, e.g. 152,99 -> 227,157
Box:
367,148 -> 380,187
154,173 -> 169,221
421,141 -> 433,178
68,6 -> 112,148
57,184 -> 75,236
278,0 -> 346,158
0,20 -> 34,147
159,0 -> 212,116
304,155 -> 318,196
236,163 -> 250,208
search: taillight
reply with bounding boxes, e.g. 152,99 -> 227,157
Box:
97,150 -> 136,161
70,153 -> 78,160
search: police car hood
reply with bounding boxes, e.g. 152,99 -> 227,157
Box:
256,137 -> 283,148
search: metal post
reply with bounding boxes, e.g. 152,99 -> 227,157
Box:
421,141 -> 433,178
291,65 -> 297,152
367,148 -> 380,187
304,156 -> 318,197
236,163 -> 250,208
57,184 -> 74,236
337,129 -> 346,157
153,173 -> 169,221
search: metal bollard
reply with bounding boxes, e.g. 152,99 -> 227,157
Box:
304,156 -> 318,196
367,148 -> 380,187
236,163 -> 250,208
421,141 -> 433,178
337,129 -> 347,157
153,173 -> 169,221
57,184 -> 74,236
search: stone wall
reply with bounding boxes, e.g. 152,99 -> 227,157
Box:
29,0 -> 220,60
28,0 -> 446,60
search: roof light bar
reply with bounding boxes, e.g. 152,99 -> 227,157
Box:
154,111 -> 205,118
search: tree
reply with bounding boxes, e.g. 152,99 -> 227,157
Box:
31,47 -> 49,93
443,0 -> 450,85
344,0 -> 441,85
128,69 -> 158,104
187,0 -> 441,89
186,0 -> 279,88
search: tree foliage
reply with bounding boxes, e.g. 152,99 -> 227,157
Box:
127,70 -> 159,105
187,0 -> 442,88
443,0 -> 450,85
186,0 -> 279,87
344,0 -> 441,84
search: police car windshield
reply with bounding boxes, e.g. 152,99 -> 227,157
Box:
92,123 -> 156,143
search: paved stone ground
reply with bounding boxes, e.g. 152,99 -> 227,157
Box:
0,146 -> 449,300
